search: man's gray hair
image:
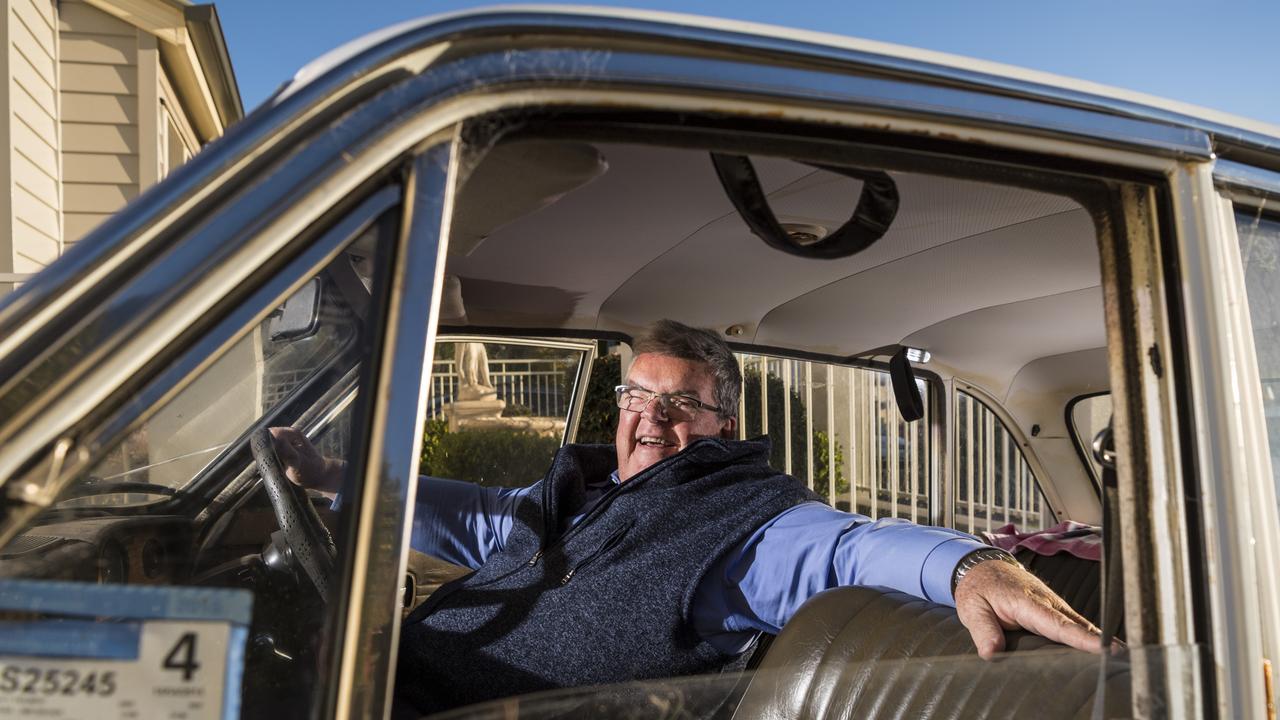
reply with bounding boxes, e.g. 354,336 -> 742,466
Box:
632,319 -> 741,420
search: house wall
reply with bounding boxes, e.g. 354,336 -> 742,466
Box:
0,0 -> 229,296
58,0 -> 139,246
5,0 -> 60,289
157,60 -> 195,178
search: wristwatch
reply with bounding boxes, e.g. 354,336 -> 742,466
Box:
951,547 -> 1019,595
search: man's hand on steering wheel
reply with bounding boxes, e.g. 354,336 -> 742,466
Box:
267,427 -> 346,494
251,428 -> 339,603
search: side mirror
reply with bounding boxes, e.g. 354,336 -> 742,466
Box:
889,347 -> 925,423
269,278 -> 322,341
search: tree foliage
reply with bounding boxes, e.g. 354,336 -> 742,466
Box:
575,352 -> 621,444
741,365 -> 846,505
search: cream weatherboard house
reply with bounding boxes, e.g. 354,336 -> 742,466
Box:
0,0 -> 240,296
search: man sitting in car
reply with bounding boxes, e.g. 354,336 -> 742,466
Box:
272,319 -> 1100,714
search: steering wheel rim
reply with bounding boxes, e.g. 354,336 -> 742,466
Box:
250,428 -> 337,602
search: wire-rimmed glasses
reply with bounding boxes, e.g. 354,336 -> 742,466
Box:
614,384 -> 722,422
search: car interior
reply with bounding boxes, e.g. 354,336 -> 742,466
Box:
0,114 -> 1136,718
413,126 -> 1125,717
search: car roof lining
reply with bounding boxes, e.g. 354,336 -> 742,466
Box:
445,120 -> 1120,399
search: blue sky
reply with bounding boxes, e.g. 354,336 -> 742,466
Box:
216,0 -> 1280,127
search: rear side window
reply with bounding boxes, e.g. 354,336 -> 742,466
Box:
954,390 -> 1052,533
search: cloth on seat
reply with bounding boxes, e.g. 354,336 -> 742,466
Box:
981,522 -> 1106,628
732,586 -> 1130,720
982,521 -> 1102,561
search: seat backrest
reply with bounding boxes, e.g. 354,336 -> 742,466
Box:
1018,549 -> 1102,627
732,586 -> 1130,720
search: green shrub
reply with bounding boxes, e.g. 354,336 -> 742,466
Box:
420,417 -> 449,472
419,421 -> 559,487
575,352 -> 621,444
741,366 -> 846,504
741,366 -> 807,472
813,430 -> 849,506
501,402 -> 534,418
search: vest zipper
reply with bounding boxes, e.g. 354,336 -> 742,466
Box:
541,448 -> 689,552
560,521 -> 632,585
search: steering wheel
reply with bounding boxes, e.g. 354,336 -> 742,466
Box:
250,428 -> 337,602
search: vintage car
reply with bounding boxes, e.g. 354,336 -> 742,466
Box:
0,6 -> 1277,719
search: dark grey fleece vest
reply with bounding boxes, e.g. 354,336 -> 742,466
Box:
396,437 -> 817,714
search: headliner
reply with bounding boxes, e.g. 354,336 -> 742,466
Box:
446,140 -> 1105,400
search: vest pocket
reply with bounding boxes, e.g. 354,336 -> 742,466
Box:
560,521 -> 633,585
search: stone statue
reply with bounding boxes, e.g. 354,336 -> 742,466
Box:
454,342 -> 497,401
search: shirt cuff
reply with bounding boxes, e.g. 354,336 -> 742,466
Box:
920,536 -> 989,606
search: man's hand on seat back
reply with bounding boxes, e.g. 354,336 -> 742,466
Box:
954,557 -> 1103,659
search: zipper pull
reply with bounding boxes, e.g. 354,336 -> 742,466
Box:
560,569 -> 574,585
527,550 -> 543,566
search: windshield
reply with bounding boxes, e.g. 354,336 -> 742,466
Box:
56,259 -> 367,509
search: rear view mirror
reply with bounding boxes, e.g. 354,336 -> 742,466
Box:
269,278 -> 321,341
889,347 -> 925,423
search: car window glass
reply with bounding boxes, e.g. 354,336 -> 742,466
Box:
421,339 -> 593,486
1234,208 -> 1280,510
64,276 -> 361,509
3,204 -> 398,719
736,355 -> 931,520
1068,393 -> 1113,484
955,390 -> 1051,533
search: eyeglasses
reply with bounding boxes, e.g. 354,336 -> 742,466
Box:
614,385 -> 723,421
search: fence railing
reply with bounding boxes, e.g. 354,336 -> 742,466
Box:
735,355 -> 1050,532
428,359 -> 573,419
419,347 -> 1050,533
734,355 -> 931,522
955,391 -> 1048,533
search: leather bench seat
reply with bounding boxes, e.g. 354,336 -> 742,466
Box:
1018,548 -> 1101,621
732,586 -> 1130,720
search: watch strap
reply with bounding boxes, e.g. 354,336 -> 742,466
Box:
951,547 -> 1019,595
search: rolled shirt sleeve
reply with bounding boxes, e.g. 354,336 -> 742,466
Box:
693,501 -> 987,648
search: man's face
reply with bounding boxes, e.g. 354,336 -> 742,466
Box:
615,353 -> 737,482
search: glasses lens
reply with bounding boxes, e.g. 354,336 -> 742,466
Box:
615,386 -> 704,420
660,395 -> 697,422
616,386 -> 648,411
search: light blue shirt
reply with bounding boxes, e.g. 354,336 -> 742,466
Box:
410,472 -> 985,653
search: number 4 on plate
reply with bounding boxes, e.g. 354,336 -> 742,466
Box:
162,633 -> 200,682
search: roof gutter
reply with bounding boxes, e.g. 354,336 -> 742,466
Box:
183,4 -> 244,129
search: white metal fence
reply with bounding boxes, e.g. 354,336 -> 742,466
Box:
419,345 -> 1051,533
734,355 -> 931,522
954,391 -> 1049,533
735,354 -> 1050,532
428,359 -> 574,419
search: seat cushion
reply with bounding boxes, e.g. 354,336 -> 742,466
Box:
733,586 -> 1130,720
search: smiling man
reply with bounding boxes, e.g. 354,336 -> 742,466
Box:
273,319 -> 1101,714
